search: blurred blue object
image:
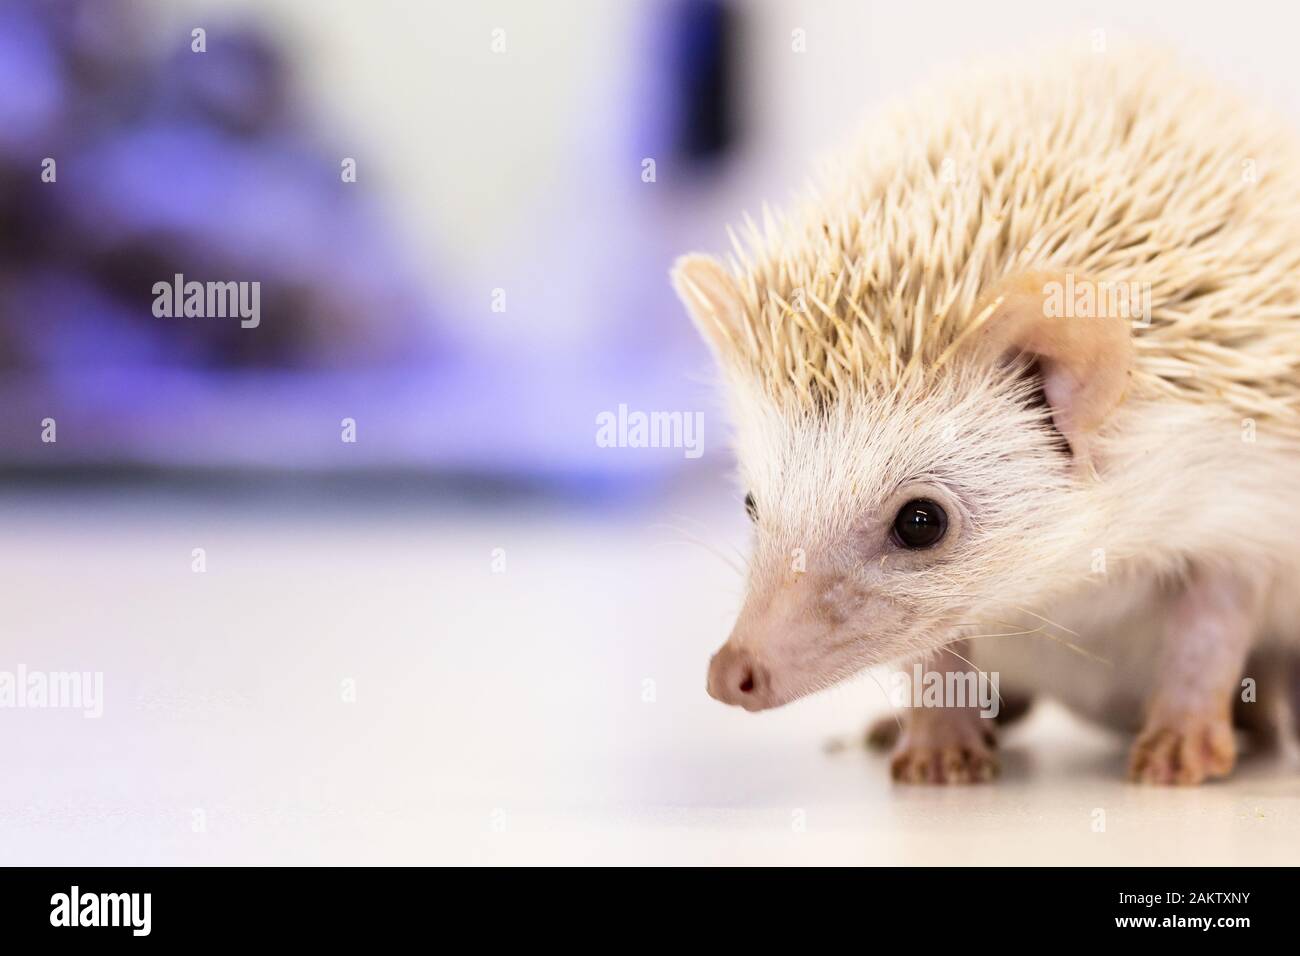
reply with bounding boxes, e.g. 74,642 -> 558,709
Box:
0,0 -> 742,494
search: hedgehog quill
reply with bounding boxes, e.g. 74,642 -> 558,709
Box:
673,48 -> 1300,785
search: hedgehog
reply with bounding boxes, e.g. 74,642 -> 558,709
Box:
671,46 -> 1300,785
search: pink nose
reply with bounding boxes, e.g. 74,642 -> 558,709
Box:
707,645 -> 772,710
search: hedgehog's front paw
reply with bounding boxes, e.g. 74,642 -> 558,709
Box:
890,712 -> 998,785
1128,712 -> 1236,786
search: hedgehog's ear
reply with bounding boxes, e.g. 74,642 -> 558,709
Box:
973,270 -> 1135,467
672,254 -> 746,359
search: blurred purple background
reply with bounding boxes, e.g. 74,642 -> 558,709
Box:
0,0 -> 743,494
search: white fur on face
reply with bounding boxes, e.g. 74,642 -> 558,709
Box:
719,362 -> 1090,704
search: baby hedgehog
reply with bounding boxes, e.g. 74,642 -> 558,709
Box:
673,47 -> 1300,785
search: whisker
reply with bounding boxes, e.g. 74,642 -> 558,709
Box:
864,668 -> 904,733
1008,604 -> 1081,637
1031,631 -> 1112,666
661,512 -> 752,572
955,627 -> 1045,640
946,623 -> 1112,667
648,522 -> 747,578
939,645 -> 1006,709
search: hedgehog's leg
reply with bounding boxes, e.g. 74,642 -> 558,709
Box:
1288,652 -> 1300,744
1231,648 -> 1289,751
866,690 -> 1032,751
1128,571 -> 1254,786
886,643 -> 1000,785
888,704 -> 1000,785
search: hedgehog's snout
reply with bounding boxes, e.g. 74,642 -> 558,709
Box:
707,644 -> 774,711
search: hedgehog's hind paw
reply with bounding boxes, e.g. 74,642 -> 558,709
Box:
1128,714 -> 1236,786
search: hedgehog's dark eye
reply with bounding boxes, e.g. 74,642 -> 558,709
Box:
892,498 -> 947,549
744,492 -> 757,522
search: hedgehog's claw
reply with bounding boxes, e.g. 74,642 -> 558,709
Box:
1128,713 -> 1236,786
889,711 -> 1000,785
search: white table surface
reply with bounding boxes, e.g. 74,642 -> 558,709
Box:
1,483 -> 1296,865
